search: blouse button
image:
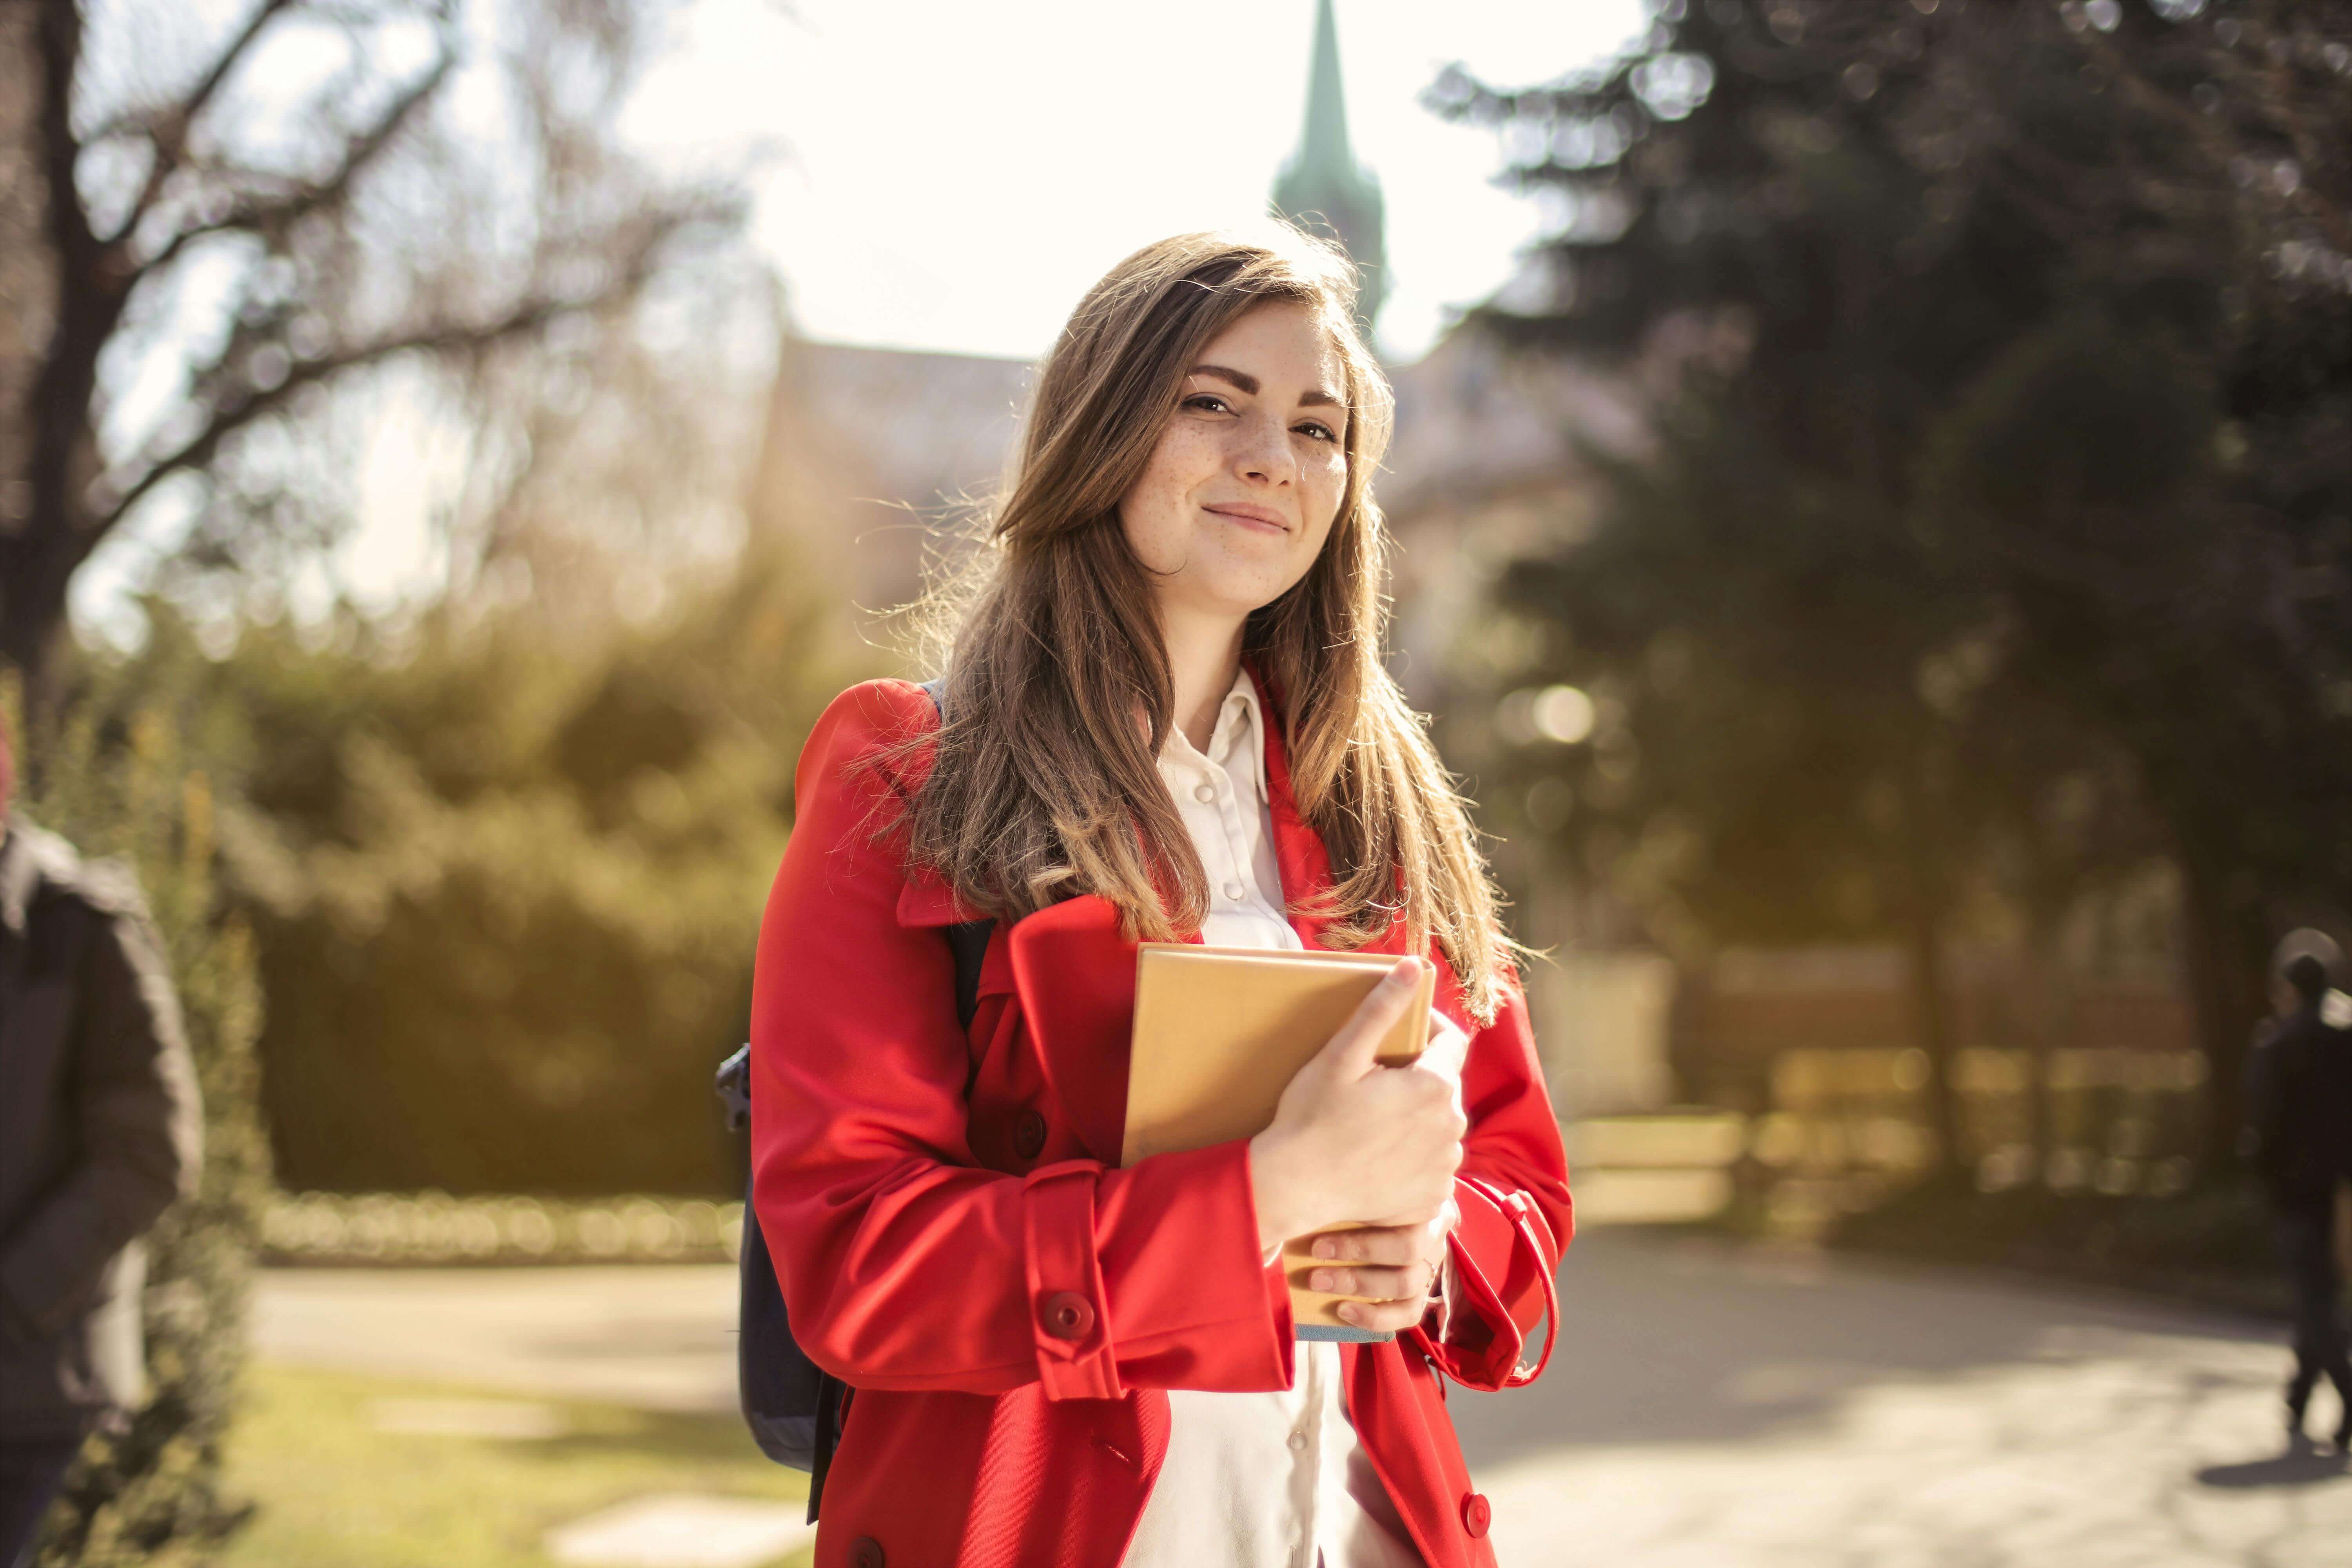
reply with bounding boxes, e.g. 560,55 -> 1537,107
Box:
1013,1109 -> 1047,1160
1286,1430 -> 1308,1453
1193,782 -> 1216,803
1460,1491 -> 1492,1538
1040,1290 -> 1095,1340
1221,881 -> 1246,901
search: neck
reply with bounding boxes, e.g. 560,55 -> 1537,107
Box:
1158,603 -> 1247,754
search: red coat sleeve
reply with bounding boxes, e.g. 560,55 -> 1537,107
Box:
1410,980 -> 1572,1390
749,681 -> 1292,1400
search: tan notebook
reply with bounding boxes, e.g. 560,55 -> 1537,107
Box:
1123,943 -> 1436,1341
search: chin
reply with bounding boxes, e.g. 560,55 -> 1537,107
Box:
1196,541 -> 1310,601
1189,565 -> 1305,619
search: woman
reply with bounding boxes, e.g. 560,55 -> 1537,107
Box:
750,227 -> 1570,1568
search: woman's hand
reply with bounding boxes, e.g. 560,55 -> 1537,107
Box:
1307,1201 -> 1458,1333
1247,956 -> 1466,1253
1419,1006 -> 1470,1117
1305,1008 -> 1466,1332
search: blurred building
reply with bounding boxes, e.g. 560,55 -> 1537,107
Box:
746,338 -> 1031,614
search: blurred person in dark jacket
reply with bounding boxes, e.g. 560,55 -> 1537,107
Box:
2244,927 -> 2352,1452
0,724 -> 202,1568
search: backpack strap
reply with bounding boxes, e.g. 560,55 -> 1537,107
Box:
944,921 -> 989,1030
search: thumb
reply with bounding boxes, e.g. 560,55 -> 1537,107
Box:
1318,957 -> 1425,1082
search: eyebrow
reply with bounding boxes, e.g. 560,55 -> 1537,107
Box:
1187,363 -> 1346,411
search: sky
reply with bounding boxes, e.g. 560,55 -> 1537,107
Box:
73,0 -> 1650,644
624,0 -> 1651,364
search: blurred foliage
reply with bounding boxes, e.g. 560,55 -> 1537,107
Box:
149,544 -> 856,1196
1435,0 -> 2352,1160
4,676 -> 268,1565
1828,1171 -> 2285,1318
259,1192 -> 745,1269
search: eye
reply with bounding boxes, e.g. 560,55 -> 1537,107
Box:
1182,393 -> 1234,415
1294,419 -> 1339,444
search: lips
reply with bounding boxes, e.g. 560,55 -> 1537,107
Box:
1203,503 -> 1289,532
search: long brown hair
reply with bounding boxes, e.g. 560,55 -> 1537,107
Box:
896,226 -> 1516,1021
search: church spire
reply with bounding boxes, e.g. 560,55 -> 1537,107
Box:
1272,0 -> 1387,340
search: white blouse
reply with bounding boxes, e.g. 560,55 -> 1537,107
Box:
1118,666 -> 1425,1568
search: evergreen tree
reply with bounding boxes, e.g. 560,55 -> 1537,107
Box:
1435,0 -> 2352,1163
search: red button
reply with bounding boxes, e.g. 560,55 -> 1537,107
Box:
1461,1492 -> 1491,1538
850,1537 -> 885,1568
1013,1109 -> 1048,1160
1041,1290 -> 1095,1340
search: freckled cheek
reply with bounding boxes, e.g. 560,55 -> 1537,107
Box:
1303,460 -> 1348,540
1155,424 -> 1228,487
1122,438 -> 1218,568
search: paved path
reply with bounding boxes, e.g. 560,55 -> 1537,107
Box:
253,1263 -> 741,1412
254,1230 -> 2352,1565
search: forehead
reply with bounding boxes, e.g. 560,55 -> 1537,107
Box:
1193,300 -> 1347,390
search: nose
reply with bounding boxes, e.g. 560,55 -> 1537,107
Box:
1232,410 -> 1297,487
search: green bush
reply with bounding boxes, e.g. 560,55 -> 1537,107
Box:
10,681 -> 269,1566
210,547 -> 862,1194
259,1191 -> 745,1267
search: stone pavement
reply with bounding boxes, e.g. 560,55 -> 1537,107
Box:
1454,1230 -> 2348,1566
253,1263 -> 741,1412
253,1229 -> 2352,1566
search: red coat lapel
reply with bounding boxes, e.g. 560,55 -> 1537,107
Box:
893,870 -> 983,929
1006,893 -> 1138,1165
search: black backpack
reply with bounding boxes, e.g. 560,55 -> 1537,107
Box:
715,678 -> 989,1521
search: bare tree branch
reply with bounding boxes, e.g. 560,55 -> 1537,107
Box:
132,42 -> 456,283
8,0 -> 750,715
100,0 -> 302,248
84,205 -> 704,567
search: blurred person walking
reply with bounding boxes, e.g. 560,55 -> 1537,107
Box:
2244,928 -> 2352,1452
0,724 -> 202,1568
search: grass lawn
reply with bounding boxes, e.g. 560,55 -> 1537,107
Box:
219,1366 -> 813,1568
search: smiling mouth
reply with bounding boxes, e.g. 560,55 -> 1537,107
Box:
1203,504 -> 1289,533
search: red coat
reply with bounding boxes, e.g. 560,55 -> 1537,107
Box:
750,679 -> 1572,1568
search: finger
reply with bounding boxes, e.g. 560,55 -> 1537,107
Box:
1419,1012 -> 1470,1082
1403,1062 -> 1465,1117
1309,1226 -> 1418,1265
1307,1264 -> 1425,1299
1318,957 -> 1425,1080
1363,1198 -> 1455,1231
1336,1296 -> 1432,1334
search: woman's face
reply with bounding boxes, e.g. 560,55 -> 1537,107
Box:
1118,300 -> 1350,624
